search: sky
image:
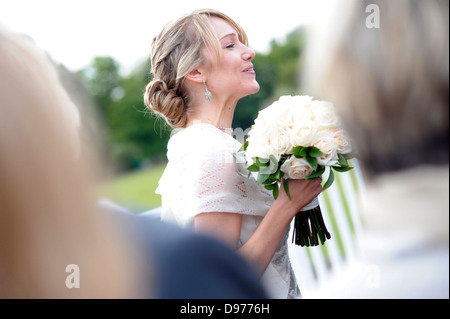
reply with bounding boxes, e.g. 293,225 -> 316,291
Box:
0,0 -> 337,73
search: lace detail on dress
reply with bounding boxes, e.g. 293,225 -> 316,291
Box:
195,158 -> 251,214
197,162 -> 228,197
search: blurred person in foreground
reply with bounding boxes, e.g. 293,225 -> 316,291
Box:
0,27 -> 267,299
304,0 -> 449,298
0,27 -> 143,298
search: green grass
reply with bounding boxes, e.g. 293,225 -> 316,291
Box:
98,163 -> 166,212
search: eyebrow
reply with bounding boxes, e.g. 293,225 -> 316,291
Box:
220,32 -> 238,41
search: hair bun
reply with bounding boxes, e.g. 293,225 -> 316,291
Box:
144,78 -> 187,128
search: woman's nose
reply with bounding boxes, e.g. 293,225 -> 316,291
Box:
242,46 -> 255,61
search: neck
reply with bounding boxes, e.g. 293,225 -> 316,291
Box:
186,98 -> 237,131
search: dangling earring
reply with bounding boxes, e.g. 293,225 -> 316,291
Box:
203,79 -> 212,103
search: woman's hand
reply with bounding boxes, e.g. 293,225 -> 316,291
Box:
275,178 -> 323,218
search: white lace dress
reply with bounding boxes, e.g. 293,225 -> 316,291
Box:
155,123 -> 299,299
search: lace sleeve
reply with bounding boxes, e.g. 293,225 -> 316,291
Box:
181,145 -> 273,222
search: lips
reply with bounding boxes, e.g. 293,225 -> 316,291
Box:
242,64 -> 254,72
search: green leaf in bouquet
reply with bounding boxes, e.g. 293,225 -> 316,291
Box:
337,153 -> 348,167
322,168 -> 335,191
259,155 -> 278,175
307,165 -> 325,180
283,178 -> 291,200
279,154 -> 289,163
265,182 -> 280,199
257,173 -> 271,184
247,163 -> 260,172
272,183 -> 279,200
332,165 -> 353,173
308,146 -> 323,158
273,168 -> 282,181
239,140 -> 249,152
264,183 -> 276,191
263,176 -> 273,184
265,174 -> 280,185
293,146 -> 307,158
268,154 -> 278,174
306,154 -> 318,171
255,157 -> 271,168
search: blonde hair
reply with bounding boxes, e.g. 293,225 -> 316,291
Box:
144,9 -> 248,128
0,29 -> 146,298
307,0 -> 449,175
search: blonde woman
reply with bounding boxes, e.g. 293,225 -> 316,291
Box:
145,9 -> 323,298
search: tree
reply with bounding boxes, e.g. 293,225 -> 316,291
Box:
77,57 -> 121,114
107,60 -> 171,171
77,57 -> 171,171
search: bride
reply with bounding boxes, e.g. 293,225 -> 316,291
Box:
144,9 -> 322,299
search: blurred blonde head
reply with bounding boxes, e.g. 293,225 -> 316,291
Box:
0,28 -> 146,298
305,0 -> 449,176
144,8 -> 248,128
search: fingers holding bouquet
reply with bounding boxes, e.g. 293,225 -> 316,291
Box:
277,178 -> 323,218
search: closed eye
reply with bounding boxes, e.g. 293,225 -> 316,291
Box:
226,43 -> 235,49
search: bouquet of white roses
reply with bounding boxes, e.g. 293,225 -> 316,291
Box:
241,95 -> 353,247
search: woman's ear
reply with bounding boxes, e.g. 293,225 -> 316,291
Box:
184,69 -> 204,84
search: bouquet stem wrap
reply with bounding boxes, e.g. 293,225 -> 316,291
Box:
292,197 -> 331,247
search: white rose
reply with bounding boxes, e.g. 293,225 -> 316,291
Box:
288,104 -> 313,122
245,135 -> 273,164
256,97 -> 289,122
246,125 -> 285,163
248,101 -> 292,159
269,126 -> 292,155
270,95 -> 314,124
312,130 -> 339,166
311,100 -> 341,128
333,129 -> 352,154
280,156 -> 313,179
288,119 -> 317,147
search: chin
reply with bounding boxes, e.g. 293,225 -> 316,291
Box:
237,80 -> 260,98
248,81 -> 260,95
